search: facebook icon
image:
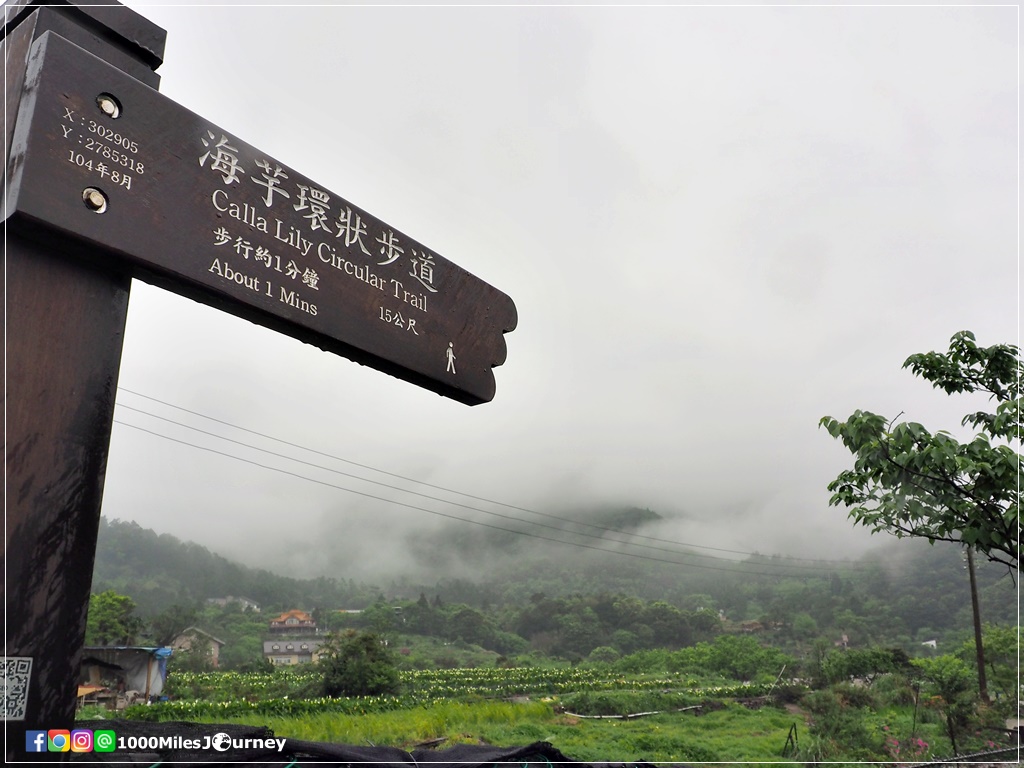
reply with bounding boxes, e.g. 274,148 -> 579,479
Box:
25,731 -> 48,752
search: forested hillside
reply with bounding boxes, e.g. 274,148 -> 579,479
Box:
93,514 -> 1014,667
93,518 -> 382,615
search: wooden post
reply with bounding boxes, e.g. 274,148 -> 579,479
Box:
4,233 -> 131,748
3,2 -> 165,757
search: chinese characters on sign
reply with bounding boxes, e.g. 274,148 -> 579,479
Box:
9,32 -> 516,404
201,131 -> 436,328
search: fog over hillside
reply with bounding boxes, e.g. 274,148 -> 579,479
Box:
93,515 -> 1017,638
98,4 -> 1014,583
241,498 -> 877,585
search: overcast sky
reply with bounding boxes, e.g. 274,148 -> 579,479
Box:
99,3 -> 1016,583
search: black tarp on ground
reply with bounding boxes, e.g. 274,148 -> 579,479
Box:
71,720 -> 666,767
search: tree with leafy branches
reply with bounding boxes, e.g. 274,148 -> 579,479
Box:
958,624 -> 1020,704
149,603 -> 199,646
820,331 -> 1020,570
319,630 -> 399,697
913,654 -> 974,754
85,590 -> 145,646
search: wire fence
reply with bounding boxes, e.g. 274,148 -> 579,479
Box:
906,744 -> 1022,766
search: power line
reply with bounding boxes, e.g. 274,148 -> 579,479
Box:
115,387 -> 863,571
114,401 -> 855,572
111,418 -> 845,579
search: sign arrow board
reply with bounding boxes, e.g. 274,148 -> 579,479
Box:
6,32 -> 517,405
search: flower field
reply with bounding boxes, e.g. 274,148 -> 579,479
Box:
131,667 -> 775,722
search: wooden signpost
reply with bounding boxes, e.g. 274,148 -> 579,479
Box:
3,1 -> 516,757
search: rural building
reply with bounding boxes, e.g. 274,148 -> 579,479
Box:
263,638 -> 326,665
207,595 -> 261,612
264,609 -> 321,664
79,646 -> 172,706
170,626 -> 227,667
268,609 -> 317,634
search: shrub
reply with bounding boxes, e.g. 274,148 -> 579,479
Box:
833,681 -> 876,709
612,649 -> 670,674
492,631 -> 529,656
913,655 -> 975,753
587,646 -> 620,664
678,742 -> 719,762
871,672 -> 918,706
770,683 -> 806,706
561,690 -> 698,717
319,630 -> 400,697
700,635 -> 793,681
820,646 -> 906,686
802,688 -> 884,759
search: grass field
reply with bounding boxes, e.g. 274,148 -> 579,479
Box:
104,667 -> 1014,763
191,698 -> 803,763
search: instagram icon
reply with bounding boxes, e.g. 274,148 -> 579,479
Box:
71,730 -> 93,752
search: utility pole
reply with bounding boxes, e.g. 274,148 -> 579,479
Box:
965,547 -> 989,703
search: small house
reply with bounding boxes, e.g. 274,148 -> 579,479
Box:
80,647 -> 172,705
263,638 -> 325,665
268,609 -> 317,634
171,626 -> 227,668
206,596 -> 261,612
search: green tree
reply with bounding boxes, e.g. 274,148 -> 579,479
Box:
791,612 -> 820,641
610,629 -> 640,655
680,594 -> 716,612
362,602 -> 398,636
820,646 -> 909,686
556,606 -> 602,657
642,601 -> 691,648
587,645 -> 620,664
703,634 -> 791,681
447,606 -> 494,648
958,624 -> 1020,702
168,633 -> 214,672
821,331 -> 1020,569
806,637 -> 833,686
218,635 -> 265,670
913,654 -> 975,754
319,630 -> 400,697
85,590 -> 144,646
149,603 -> 199,646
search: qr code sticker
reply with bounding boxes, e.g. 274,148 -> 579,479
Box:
2,657 -> 33,721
